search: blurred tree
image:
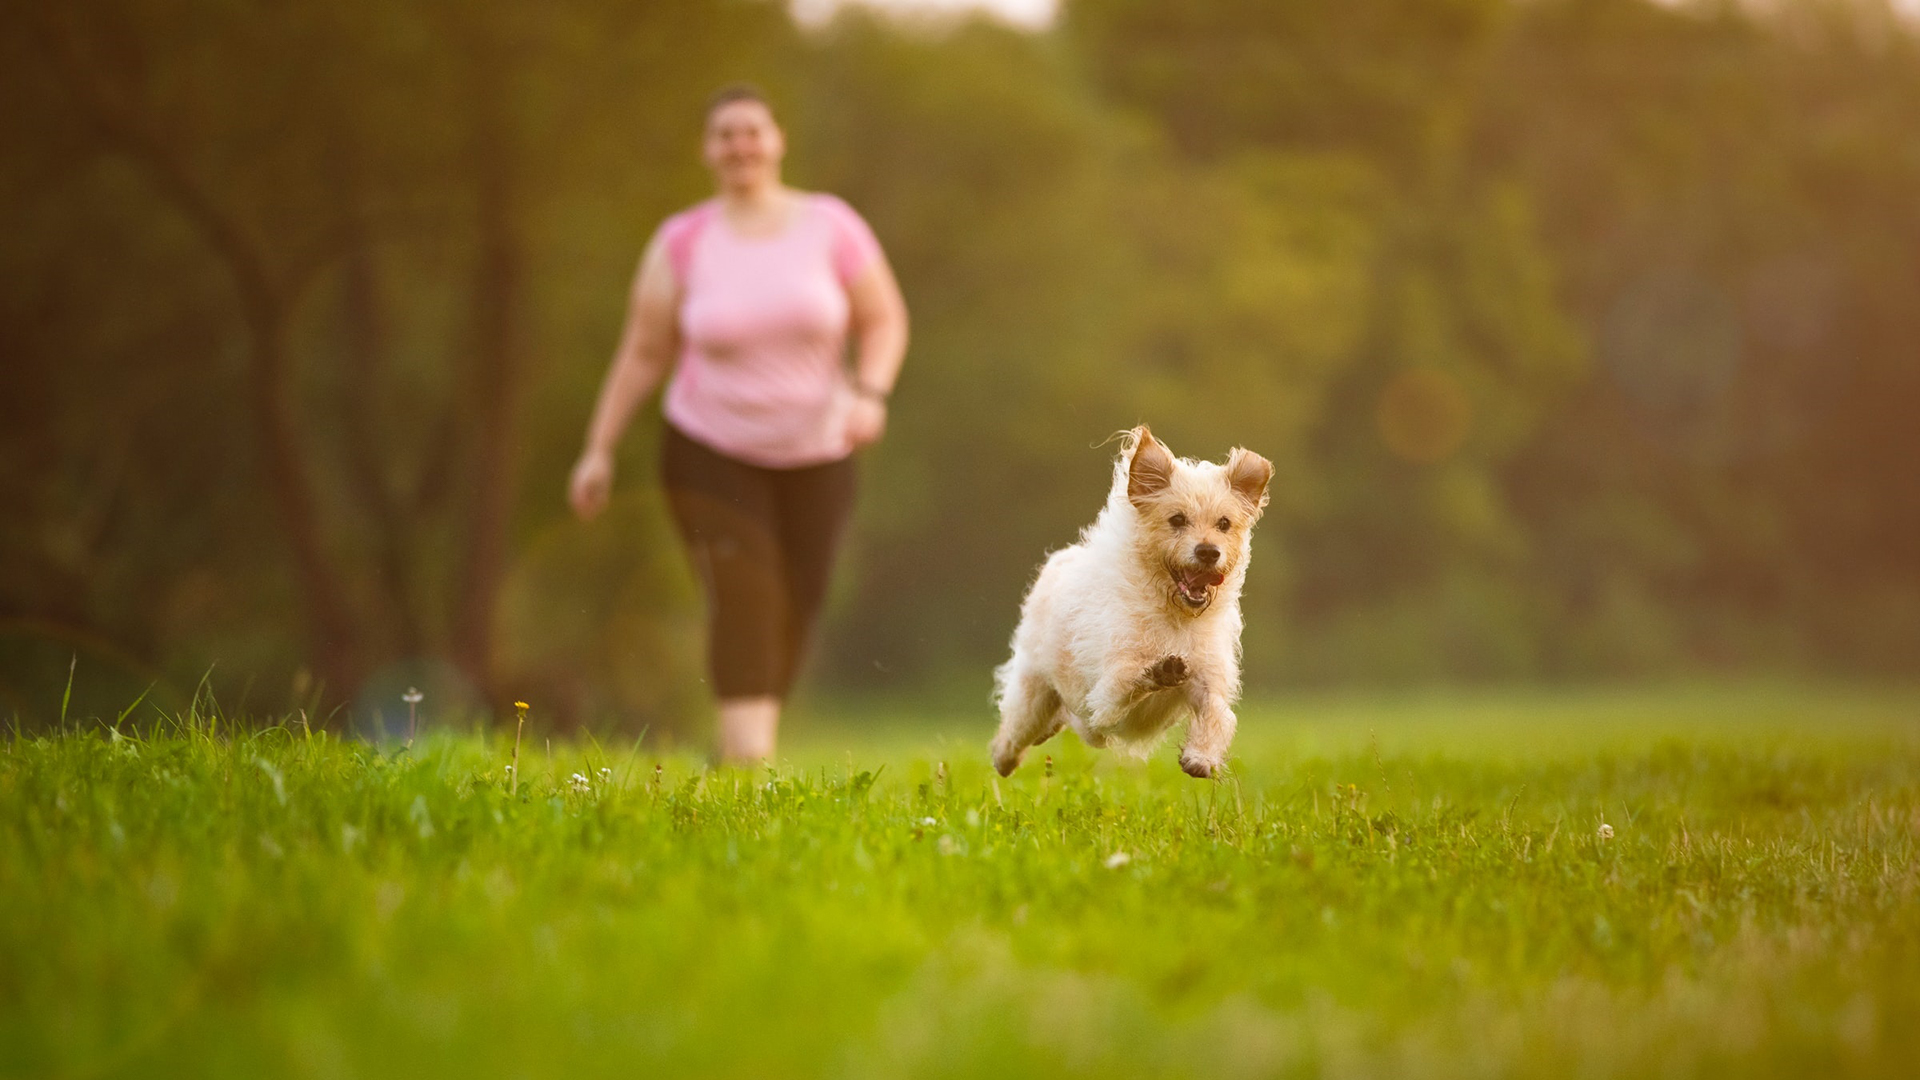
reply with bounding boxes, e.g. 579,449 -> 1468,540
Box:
3,0 -> 1917,727
1481,0 -> 1920,673
0,0 -> 798,725
22,0 -> 366,686
1065,0 -> 1508,162
1065,0 -> 1586,681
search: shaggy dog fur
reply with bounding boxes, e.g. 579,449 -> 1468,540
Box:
991,426 -> 1273,779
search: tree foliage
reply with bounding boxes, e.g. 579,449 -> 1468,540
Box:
3,0 -> 1917,729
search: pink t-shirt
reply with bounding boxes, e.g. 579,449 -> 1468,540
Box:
657,192 -> 884,468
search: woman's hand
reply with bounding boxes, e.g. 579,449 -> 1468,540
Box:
569,448 -> 615,521
571,238 -> 679,523
845,395 -> 888,448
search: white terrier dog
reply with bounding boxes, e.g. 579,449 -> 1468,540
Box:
991,426 -> 1273,779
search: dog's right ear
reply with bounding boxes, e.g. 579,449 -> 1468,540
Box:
1127,426 -> 1174,507
1227,447 -> 1273,512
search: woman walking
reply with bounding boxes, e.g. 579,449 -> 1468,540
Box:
568,85 -> 908,764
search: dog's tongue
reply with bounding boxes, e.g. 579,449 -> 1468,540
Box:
1181,568 -> 1225,592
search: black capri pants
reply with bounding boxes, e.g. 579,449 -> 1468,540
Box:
661,424 -> 858,700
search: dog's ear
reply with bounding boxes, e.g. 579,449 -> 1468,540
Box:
1127,427 -> 1174,506
1226,447 -> 1273,511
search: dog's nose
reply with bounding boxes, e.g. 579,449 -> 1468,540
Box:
1194,543 -> 1220,565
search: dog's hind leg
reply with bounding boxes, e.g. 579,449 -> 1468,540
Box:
991,669 -> 1062,777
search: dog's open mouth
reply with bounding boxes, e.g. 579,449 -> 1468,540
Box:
1171,566 -> 1226,609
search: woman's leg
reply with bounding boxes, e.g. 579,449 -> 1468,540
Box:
716,695 -> 780,763
661,428 -> 790,763
769,454 -> 859,696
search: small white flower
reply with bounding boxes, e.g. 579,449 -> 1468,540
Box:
1597,823 -> 1614,840
1105,851 -> 1132,869
598,768 -> 613,781
402,687 -> 424,705
569,772 -> 590,792
919,817 -> 938,827
502,764 -> 515,777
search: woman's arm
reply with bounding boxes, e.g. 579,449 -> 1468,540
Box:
569,236 -> 680,521
843,254 -> 909,448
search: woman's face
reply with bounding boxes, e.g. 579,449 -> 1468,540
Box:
703,100 -> 785,193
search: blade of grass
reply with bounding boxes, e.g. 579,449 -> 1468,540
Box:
59,653 -> 76,725
114,682 -> 156,732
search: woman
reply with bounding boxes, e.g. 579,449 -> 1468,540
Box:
568,84 -> 909,764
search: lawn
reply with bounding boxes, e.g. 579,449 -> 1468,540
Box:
2,685 -> 1917,1078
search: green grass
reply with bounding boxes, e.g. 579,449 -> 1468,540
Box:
3,686 -> 1918,1079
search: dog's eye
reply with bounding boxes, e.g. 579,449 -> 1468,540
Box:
1168,513 -> 1188,529
1217,517 -> 1233,532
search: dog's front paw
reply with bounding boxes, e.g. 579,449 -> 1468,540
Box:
1179,750 -> 1223,779
990,740 -> 1022,777
1146,655 -> 1189,688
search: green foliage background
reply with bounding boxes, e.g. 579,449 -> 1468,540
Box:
3,0 -> 1919,732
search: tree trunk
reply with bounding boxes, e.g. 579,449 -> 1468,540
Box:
244,305 -> 364,690
449,30 -> 524,701
333,150 -> 427,658
37,10 -> 364,695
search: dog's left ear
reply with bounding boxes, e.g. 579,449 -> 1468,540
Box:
1128,426 -> 1175,507
1226,448 -> 1273,511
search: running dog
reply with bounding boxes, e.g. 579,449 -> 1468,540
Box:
991,426 -> 1272,779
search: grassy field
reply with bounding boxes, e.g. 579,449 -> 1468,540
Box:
3,685 -> 1918,1079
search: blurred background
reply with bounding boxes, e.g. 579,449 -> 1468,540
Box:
3,0 -> 1918,734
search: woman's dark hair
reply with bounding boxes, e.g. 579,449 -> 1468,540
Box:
705,82 -> 774,122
